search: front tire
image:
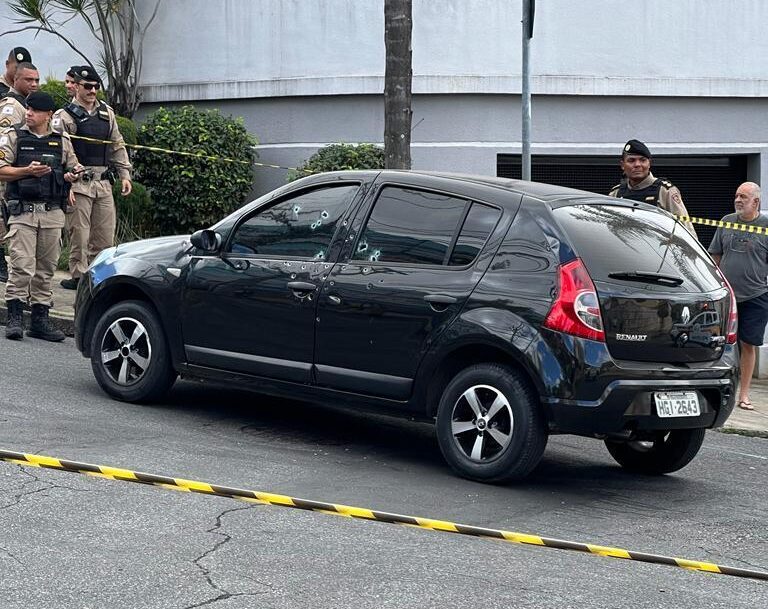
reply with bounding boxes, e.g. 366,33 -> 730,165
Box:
436,363 -> 547,483
605,428 -> 706,475
90,300 -> 176,403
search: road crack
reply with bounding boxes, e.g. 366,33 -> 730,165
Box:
184,504 -> 274,608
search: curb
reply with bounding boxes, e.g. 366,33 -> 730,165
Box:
0,303 -> 76,338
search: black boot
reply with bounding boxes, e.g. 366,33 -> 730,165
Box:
5,299 -> 23,340
0,247 -> 7,283
27,303 -> 65,342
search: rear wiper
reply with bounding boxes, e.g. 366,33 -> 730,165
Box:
608,271 -> 684,287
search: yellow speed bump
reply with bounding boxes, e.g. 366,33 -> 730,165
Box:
1,448 -> 766,582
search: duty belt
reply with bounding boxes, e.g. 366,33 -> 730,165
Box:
80,170 -> 108,183
8,201 -> 62,214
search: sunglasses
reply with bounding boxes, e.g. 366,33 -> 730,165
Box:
79,82 -> 100,91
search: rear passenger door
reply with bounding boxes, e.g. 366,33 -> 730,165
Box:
313,180 -> 503,400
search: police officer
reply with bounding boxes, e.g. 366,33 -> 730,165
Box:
0,47 -> 31,98
64,65 -> 80,99
52,65 -> 132,290
0,91 -> 83,341
609,139 -> 697,238
0,61 -> 40,281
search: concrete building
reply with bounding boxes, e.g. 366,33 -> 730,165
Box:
2,1 -> 766,221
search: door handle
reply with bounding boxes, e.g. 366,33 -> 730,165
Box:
423,294 -> 457,305
287,281 -> 317,293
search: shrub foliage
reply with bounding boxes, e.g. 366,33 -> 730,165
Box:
287,143 -> 385,182
134,106 -> 257,235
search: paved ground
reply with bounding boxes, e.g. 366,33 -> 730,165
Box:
1,269 -> 767,436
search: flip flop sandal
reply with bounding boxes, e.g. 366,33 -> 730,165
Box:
738,401 -> 755,410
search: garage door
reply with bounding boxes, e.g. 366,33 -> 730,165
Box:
497,155 -> 749,247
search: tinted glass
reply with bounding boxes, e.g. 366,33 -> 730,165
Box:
553,204 -> 722,292
354,187 -> 466,265
229,185 -> 358,260
449,203 -> 502,266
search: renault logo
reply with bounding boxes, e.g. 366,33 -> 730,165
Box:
681,306 -> 691,324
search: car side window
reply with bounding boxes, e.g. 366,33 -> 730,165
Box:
449,203 -> 502,266
354,186 -> 467,265
228,185 -> 359,260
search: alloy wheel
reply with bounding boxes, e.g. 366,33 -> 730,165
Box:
99,317 -> 152,386
450,384 -> 514,462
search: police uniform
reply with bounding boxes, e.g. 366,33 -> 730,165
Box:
0,87 -> 27,281
52,66 -> 131,288
0,92 -> 79,341
609,140 -> 697,239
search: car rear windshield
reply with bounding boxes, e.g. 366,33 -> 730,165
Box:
552,203 -> 722,292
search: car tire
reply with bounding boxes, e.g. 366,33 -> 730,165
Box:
89,300 -> 176,403
604,428 -> 706,475
436,363 -> 547,483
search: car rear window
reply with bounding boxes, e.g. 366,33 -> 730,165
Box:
553,204 -> 722,292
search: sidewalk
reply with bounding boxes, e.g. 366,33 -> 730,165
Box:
0,272 -> 767,436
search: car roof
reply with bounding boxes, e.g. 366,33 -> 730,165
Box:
300,169 -> 617,205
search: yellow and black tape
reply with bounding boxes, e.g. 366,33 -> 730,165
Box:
1,448 -> 766,582
677,215 -> 768,236
67,133 -> 305,172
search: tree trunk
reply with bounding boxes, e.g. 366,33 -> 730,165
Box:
384,0 -> 413,170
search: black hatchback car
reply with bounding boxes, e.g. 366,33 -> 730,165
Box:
74,171 -> 738,482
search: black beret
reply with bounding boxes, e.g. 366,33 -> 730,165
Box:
25,91 -> 57,112
66,65 -> 81,78
74,65 -> 101,84
622,139 -> 652,159
11,47 -> 31,63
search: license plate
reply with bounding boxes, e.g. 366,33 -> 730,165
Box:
654,391 -> 700,418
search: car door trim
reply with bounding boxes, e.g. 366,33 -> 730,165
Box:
185,344 -> 311,383
314,364 -> 412,400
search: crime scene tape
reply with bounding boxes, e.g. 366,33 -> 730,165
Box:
67,133 -> 304,172
1,448 -> 766,582
677,215 -> 768,235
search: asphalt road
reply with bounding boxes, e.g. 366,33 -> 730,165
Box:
0,336 -> 766,608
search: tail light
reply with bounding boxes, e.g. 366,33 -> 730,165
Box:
717,269 -> 738,344
544,258 -> 605,342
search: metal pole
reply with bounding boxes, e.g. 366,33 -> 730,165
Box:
521,0 -> 532,180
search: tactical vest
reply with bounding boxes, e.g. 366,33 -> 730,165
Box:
5,128 -> 67,206
0,81 -> 9,98
614,178 -> 671,206
1,91 -> 27,108
64,101 -> 111,166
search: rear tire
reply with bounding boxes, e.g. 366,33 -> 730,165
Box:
90,300 -> 176,403
436,363 -> 547,483
604,428 -> 706,475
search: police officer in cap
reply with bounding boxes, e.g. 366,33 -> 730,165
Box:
609,139 -> 697,238
52,64 -> 132,290
0,91 -> 83,341
0,47 -> 31,98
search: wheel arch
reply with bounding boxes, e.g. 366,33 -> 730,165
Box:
81,282 -> 172,360
419,343 -> 543,420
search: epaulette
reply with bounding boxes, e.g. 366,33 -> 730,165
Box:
658,178 -> 674,189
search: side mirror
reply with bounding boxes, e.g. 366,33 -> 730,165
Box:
190,229 -> 221,253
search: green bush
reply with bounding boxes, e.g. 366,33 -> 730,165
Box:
114,181 -> 153,242
39,78 -> 69,109
116,115 -> 138,146
287,143 -> 385,182
134,106 -> 257,235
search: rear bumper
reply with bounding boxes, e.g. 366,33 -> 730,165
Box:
544,377 -> 736,435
